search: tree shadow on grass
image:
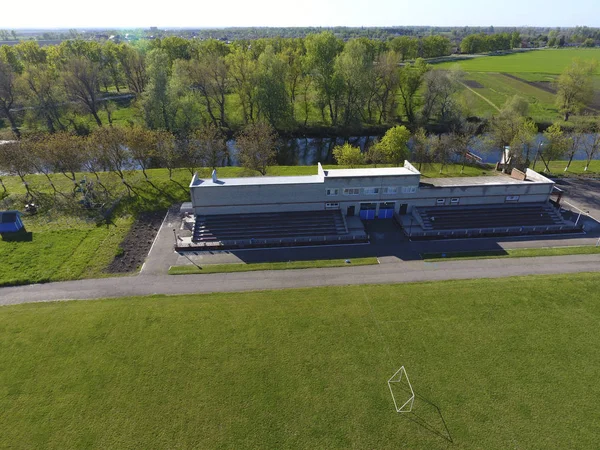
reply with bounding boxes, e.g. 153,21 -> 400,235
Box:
399,390 -> 454,446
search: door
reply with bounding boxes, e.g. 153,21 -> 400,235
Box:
347,205 -> 355,217
399,203 -> 408,215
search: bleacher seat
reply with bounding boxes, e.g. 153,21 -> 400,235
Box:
192,210 -> 348,243
414,203 -> 565,231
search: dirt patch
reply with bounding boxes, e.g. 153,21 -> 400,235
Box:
106,210 -> 166,273
501,73 -> 558,94
463,79 -> 484,89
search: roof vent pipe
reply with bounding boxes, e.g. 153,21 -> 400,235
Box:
212,169 -> 217,183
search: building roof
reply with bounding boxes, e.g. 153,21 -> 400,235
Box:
422,173 -> 553,188
323,167 -> 417,178
191,173 -> 324,188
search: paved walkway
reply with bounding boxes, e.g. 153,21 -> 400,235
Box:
1,254 -> 599,307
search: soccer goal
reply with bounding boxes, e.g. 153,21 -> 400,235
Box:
388,366 -> 415,413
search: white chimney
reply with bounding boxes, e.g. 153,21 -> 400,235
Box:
212,169 -> 217,183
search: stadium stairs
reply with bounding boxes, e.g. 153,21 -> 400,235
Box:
189,210 -> 367,249
409,203 -> 581,240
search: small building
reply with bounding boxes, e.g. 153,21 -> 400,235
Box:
189,162 -> 555,218
185,162 -> 577,247
0,211 -> 25,234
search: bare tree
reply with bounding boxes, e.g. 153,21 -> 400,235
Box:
0,59 -> 21,138
0,139 -> 35,197
91,127 -> 133,195
125,126 -> 157,180
236,122 -> 277,175
62,56 -> 103,127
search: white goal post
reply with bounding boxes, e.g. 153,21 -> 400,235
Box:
388,366 -> 415,413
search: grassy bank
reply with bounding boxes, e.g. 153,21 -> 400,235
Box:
0,216 -> 133,286
422,245 -> 600,262
1,274 -> 599,448
168,257 -> 379,275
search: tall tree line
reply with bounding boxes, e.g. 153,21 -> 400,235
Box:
0,33 -> 455,138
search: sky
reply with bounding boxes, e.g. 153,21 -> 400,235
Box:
1,0 -> 599,29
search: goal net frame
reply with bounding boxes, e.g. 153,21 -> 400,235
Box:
388,366 -> 415,413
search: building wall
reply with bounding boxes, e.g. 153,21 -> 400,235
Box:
191,173 -> 554,216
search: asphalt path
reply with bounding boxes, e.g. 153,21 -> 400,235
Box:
1,254 -> 599,307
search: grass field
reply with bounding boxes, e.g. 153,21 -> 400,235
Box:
437,48 -> 600,74
0,216 -> 132,286
436,49 -> 600,122
1,274 -> 599,448
422,245 -> 600,262
168,257 -> 379,275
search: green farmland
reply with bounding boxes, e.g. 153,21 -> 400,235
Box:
1,274 -> 600,448
436,49 -> 600,121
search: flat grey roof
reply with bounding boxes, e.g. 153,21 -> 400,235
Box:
191,174 -> 324,187
422,174 -> 548,187
324,167 -> 415,177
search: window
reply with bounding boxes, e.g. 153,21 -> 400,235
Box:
363,187 -> 380,195
505,195 -> 520,203
343,188 -> 360,196
325,202 -> 340,209
436,198 -> 446,206
382,187 -> 398,194
401,186 -> 418,194
326,188 -> 339,196
450,198 -> 460,205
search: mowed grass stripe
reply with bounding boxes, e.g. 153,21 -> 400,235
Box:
422,245 -> 600,261
168,257 -> 379,275
0,274 -> 599,448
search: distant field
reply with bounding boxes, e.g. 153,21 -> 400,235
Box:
1,274 -> 599,448
437,49 -> 600,121
437,48 -> 600,74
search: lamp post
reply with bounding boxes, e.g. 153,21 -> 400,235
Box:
532,141 -> 543,171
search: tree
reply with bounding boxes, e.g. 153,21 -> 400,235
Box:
179,124 -> 228,173
488,96 -> 532,170
583,122 -> 600,171
411,128 -> 433,171
256,45 -> 293,129
0,58 -> 21,137
180,41 -> 230,130
142,48 -> 173,131
333,143 -> 365,167
0,139 -> 35,197
117,43 -> 147,96
305,32 -> 344,125
421,68 -> 462,124
62,56 -> 103,126
398,58 -> 429,124
155,130 -> 177,179
372,50 -> 401,123
44,131 -> 86,192
91,127 -> 134,194
562,128 -> 586,172
236,122 -> 277,175
540,123 -> 568,172
555,58 -> 597,121
125,126 -> 157,180
334,39 -> 372,126
368,125 -> 411,165
226,45 -> 258,124
21,63 -> 66,133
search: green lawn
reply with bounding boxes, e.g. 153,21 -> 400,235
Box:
1,274 -> 600,448
437,48 -> 600,122
422,245 -> 600,262
436,48 -> 600,73
0,216 -> 132,286
168,257 -> 379,275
